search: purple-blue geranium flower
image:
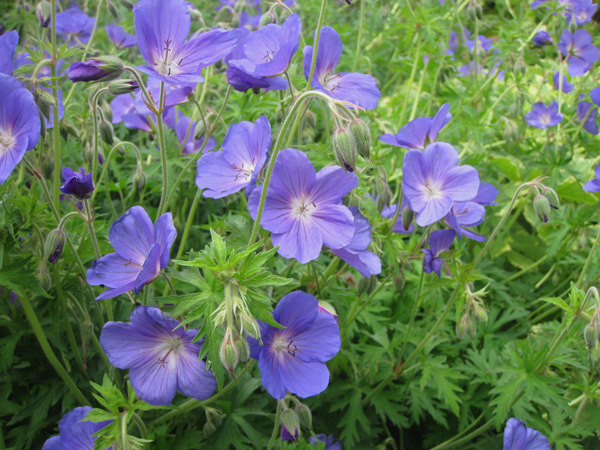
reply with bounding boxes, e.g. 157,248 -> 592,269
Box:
310,434 -> 343,450
583,162 -> 600,192
577,101 -> 598,135
169,113 -> 216,155
524,101 -> 563,129
247,291 -> 341,399
134,0 -> 237,85
55,8 -> 95,46
463,28 -> 494,53
248,148 -> 358,264
86,206 -> 177,300
230,13 -> 301,77
532,30 -> 552,46
552,72 -> 573,93
105,24 -> 137,48
0,73 -> 41,184
422,229 -> 456,277
445,182 -> 499,241
565,0 -> 597,25
59,168 -> 94,200
558,29 -> 599,77
330,206 -> 381,277
303,26 -> 380,110
42,406 -> 112,450
68,57 -> 124,83
379,103 -> 451,150
196,115 -> 270,198
503,418 -> 551,450
402,142 -> 480,227
100,306 -> 217,406
0,30 -> 19,75
591,85 -> 600,106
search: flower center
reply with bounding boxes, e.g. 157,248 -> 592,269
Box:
291,196 -> 317,219
232,161 -> 255,183
158,337 -> 183,367
263,50 -> 275,62
0,128 -> 15,155
155,40 -> 182,77
322,73 -> 342,92
540,113 -> 551,125
422,178 -> 443,200
272,333 -> 297,358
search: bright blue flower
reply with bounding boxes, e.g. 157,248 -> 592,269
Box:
42,406 -> 112,450
503,418 -> 550,450
524,101 -> 563,129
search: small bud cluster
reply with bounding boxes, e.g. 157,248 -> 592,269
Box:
332,119 -> 372,172
456,284 -> 489,340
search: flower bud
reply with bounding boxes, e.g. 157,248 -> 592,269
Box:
219,334 -> 239,375
203,421 -> 217,436
503,119 -> 518,144
513,56 -> 526,76
259,9 -> 278,27
349,119 -> 371,162
189,8 -> 203,22
542,186 -> 560,210
402,206 -> 414,232
235,335 -> 250,363
295,403 -> 312,429
108,79 -> 139,95
467,1 -> 483,20
467,317 -> 477,338
357,276 -> 376,296
393,271 -> 406,293
134,165 -> 147,190
456,315 -> 469,340
585,311 -> 600,349
473,303 -> 488,323
533,194 -> 551,223
68,56 -> 124,83
106,0 -> 119,18
99,119 -> 115,146
281,409 -> 300,439
215,6 -> 234,24
333,128 -> 357,172
34,88 -> 56,120
37,1 -> 52,27
45,229 -> 66,263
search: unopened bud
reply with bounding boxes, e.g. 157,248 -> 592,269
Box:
37,1 -> 52,27
106,0 -> 119,18
295,404 -> 312,429
259,9 -> 278,27
281,409 -> 300,439
402,206 -> 414,232
473,303 -> 488,323
393,272 -> 406,293
542,186 -> 560,210
235,336 -> 250,363
585,311 -> 600,349
45,229 -> 66,263
219,334 -> 239,374
503,119 -> 518,144
34,88 -> 56,120
467,1 -> 483,20
69,56 -> 124,83
357,276 -> 376,296
533,194 -> 551,223
513,56 -> 526,76
108,79 -> 139,95
333,128 -> 357,172
134,165 -> 146,190
215,6 -> 234,24
456,315 -> 469,340
203,421 -> 217,436
349,119 -> 371,162
467,317 -> 477,338
99,120 -> 114,146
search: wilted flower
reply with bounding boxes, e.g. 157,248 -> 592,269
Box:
0,30 -> 19,75
552,72 -> 573,93
532,30 -> 552,46
503,418 -> 551,450
134,0 -> 237,84
100,306 -> 217,405
330,207 -> 381,277
86,206 -> 176,300
105,24 -> 137,48
402,142 -> 480,227
303,26 -> 380,110
524,101 -> 563,129
576,101 -> 598,135
248,148 -> 358,264
379,103 -> 451,150
422,229 -> 456,277
59,168 -> 94,200
558,28 -> 599,77
310,434 -> 343,450
42,406 -> 112,450
68,56 -> 124,82
582,162 -> 600,192
247,291 -> 341,399
196,115 -> 270,198
0,74 -> 41,184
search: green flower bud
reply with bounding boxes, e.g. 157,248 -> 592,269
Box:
203,421 -> 217,436
333,128 -> 358,172
295,403 -> 312,429
533,194 -> 551,223
281,409 -> 300,438
467,1 -> 483,20
402,206 -> 414,232
37,1 -> 52,27
542,186 -> 560,210
584,323 -> 599,349
473,303 -> 488,323
99,120 -> 115,146
189,8 -> 203,21
393,272 -> 406,293
34,88 -> 55,120
235,335 -> 250,363
215,6 -> 234,24
108,80 -> 139,95
456,315 -> 468,340
134,165 -> 147,190
467,317 -> 477,338
106,0 -> 119,19
357,276 -> 376,296
219,333 -> 239,375
349,119 -> 371,162
45,229 -> 66,263
259,9 -> 278,27
503,119 -> 518,144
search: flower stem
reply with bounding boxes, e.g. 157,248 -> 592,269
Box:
399,31 -> 421,125
576,226 -> 600,289
50,0 -> 61,210
92,141 -> 142,201
156,82 -> 169,219
409,58 -> 429,121
91,88 -> 108,182
352,0 -> 366,72
306,0 -> 328,89
398,269 -> 425,359
84,200 -> 102,259
266,402 -> 282,450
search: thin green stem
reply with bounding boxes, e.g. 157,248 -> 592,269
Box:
156,82 -> 169,219
398,269 -> 425,359
352,0 -> 366,72
84,200 -> 102,259
50,0 -> 60,210
429,410 -> 486,450
409,58 -> 429,121
576,226 -> 600,289
266,402 -> 282,450
93,141 -> 142,200
399,31 -> 421,125
306,0 -> 328,88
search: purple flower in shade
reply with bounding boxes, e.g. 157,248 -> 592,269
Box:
532,30 -> 552,46
402,142 -> 480,227
100,306 -> 217,406
0,30 -> 19,75
303,26 -> 380,111
42,406 -> 112,450
196,115 -> 270,198
330,207 -> 381,277
247,291 -> 341,399
565,0 -> 597,25
248,148 -> 358,264
558,29 -> 599,77
583,162 -> 600,192
86,206 -> 176,300
55,8 -> 95,46
105,24 -> 137,48
0,74 -> 41,184
591,85 -> 600,106
445,182 -> 499,241
59,168 -> 94,199
169,113 -> 216,155
134,0 -> 237,85
422,229 -> 456,278
577,101 -> 598,135
310,434 -> 343,450
552,72 -> 573,93
503,418 -> 551,450
524,101 -> 563,129
379,103 -> 451,150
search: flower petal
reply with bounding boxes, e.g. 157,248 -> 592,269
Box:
176,344 -> 217,401
109,206 -> 155,263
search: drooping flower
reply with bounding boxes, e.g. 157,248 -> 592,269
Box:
524,101 -> 563,129
0,74 -> 41,184
134,0 -> 237,85
100,306 -> 217,406
552,72 -> 573,93
330,207 -> 381,277
564,0 -> 597,25
503,418 -> 551,450
576,101 -> 598,135
105,24 -> 137,48
532,30 -> 552,46
402,142 -> 480,227
558,28 -> 599,77
583,162 -> 600,192
445,182 -> 499,241
0,30 -> 19,75
59,168 -> 94,199
169,113 -> 216,155
422,229 -> 456,277
247,291 -> 341,399
196,115 -> 270,198
303,26 -> 380,110
68,57 -> 124,83
248,148 -> 358,264
310,434 -> 343,450
86,206 -> 177,300
42,406 -> 112,450
55,8 -> 95,46
379,103 -> 451,150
